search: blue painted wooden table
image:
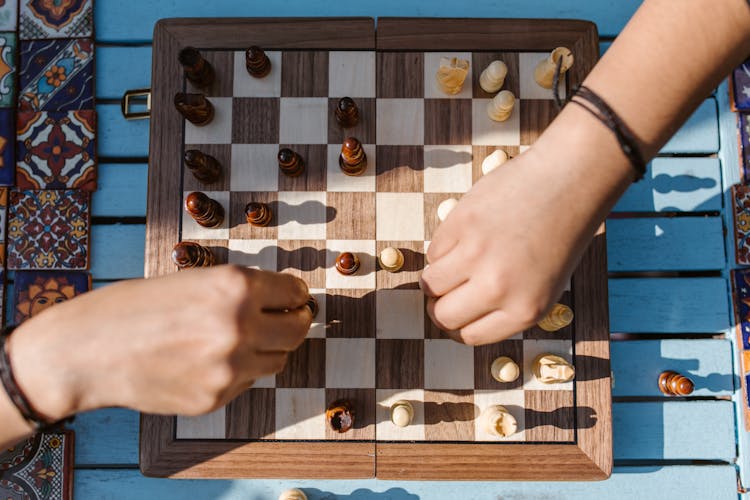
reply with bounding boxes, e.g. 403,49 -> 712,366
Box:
71,1 -> 747,498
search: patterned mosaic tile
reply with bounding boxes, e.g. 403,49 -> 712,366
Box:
13,270 -> 90,324
0,33 -> 16,107
0,430 -> 74,500
0,1 -> 18,31
741,113 -> 750,185
731,57 -> 750,112
0,188 -> 7,267
7,189 -> 90,270
733,184 -> 750,265
0,110 -> 12,186
19,38 -> 94,111
17,110 -> 96,190
19,0 -> 92,40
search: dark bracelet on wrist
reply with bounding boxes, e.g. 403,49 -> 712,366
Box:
0,325 -> 73,431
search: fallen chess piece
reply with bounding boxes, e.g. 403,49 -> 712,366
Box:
171,241 -> 214,270
184,149 -> 222,184
533,354 -> 575,384
178,46 -> 215,88
437,198 -> 459,222
487,90 -> 515,122
479,60 -> 508,93
326,399 -> 354,433
185,191 -> 224,228
481,405 -> 517,437
481,149 -> 509,175
379,247 -> 404,273
658,370 -> 694,396
491,356 -> 520,383
390,400 -> 414,427
435,56 -> 470,95
174,92 -> 214,126
534,47 -> 574,89
537,303 -> 574,332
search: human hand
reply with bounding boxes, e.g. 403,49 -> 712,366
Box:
6,265 -> 312,419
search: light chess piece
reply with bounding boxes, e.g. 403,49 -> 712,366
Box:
537,303 -> 574,332
335,252 -> 360,275
491,356 -> 520,383
178,46 -> 215,88
335,97 -> 360,128
658,371 -> 694,396
379,247 -> 404,273
171,241 -> 215,270
533,354 -> 575,384
339,137 -> 367,176
534,47 -> 574,89
184,149 -> 222,184
246,46 -> 271,78
481,405 -> 517,437
435,56 -> 470,95
278,489 -> 307,500
479,60 -> 508,93
390,400 -> 414,427
185,191 -> 224,228
277,148 -> 305,177
437,198 -> 459,222
487,90 -> 515,122
481,149 -> 509,175
326,399 -> 354,433
245,201 -> 273,227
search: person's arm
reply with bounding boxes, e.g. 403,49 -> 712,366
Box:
421,0 -> 750,345
0,266 -> 312,449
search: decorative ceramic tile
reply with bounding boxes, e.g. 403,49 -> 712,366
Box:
740,113 -> 750,184
731,57 -> 750,112
0,109 -> 14,185
8,189 -> 90,270
0,430 -> 74,500
17,110 -> 96,190
0,188 -> 7,269
0,33 -> 16,107
0,1 -> 18,30
733,184 -> 750,265
19,38 -> 94,111
13,271 -> 90,324
19,0 -> 93,40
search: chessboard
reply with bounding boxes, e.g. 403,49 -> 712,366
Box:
141,18 -> 611,481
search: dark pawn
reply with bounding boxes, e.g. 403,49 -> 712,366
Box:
277,148 -> 305,177
326,399 -> 354,433
245,46 -> 271,78
335,97 -> 359,128
185,191 -> 224,228
172,241 -> 215,270
184,149 -> 222,184
339,137 -> 367,176
174,92 -> 214,126
305,296 -> 319,318
245,201 -> 273,227
178,46 -> 215,88
335,252 -> 360,275
658,371 -> 694,396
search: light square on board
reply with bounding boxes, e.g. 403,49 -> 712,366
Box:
185,97 -> 232,145
325,240 -> 376,290
229,191 -> 277,240
275,388 -> 325,440
328,51 -> 376,98
423,390 -> 474,441
424,52 -> 473,99
0,1 -> 17,30
324,388 -> 376,441
186,50 -> 233,98
181,191 -> 229,240
227,239 -> 277,271
375,240 -> 423,290
278,144 -> 327,192
225,388 -> 275,439
184,144 -> 230,192
307,288 -> 326,338
376,99 -> 424,146
375,145 -> 423,193
230,144 -> 278,192
276,338 -> 326,388
326,192 -> 375,240
473,390 -> 526,442
20,0 -> 93,39
473,339 -> 524,390
423,145 -> 473,193
522,339 -> 574,391
524,389 -> 575,442
376,289 -> 424,339
424,99 -> 472,145
471,52 -> 520,98
277,191 -> 328,240
376,339 -> 424,389
424,339 -> 474,390
326,288 -> 375,339
376,192 -> 424,241
471,98 -> 520,146
276,240 -> 326,290
175,408 -> 225,439
326,338 -> 375,389
518,52 -> 565,100
326,143 -> 376,192
280,51 -> 328,98
376,389 -> 425,441
327,97 -> 375,145
232,50 -> 282,97
377,52 -> 424,98
279,97 -> 327,144
520,99 -> 558,145
231,97 -> 279,144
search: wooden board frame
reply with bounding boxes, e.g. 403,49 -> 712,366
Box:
141,17 -> 612,481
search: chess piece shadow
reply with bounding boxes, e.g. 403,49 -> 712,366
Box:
422,399 -> 477,425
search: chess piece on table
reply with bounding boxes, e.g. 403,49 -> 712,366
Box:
174,92 -> 214,126
335,97 -> 360,128
171,241 -> 215,270
339,137 -> 367,176
245,201 -> 273,227
481,405 -> 517,437
390,400 -> 414,427
481,149 -> 509,175
437,198 -> 459,222
178,46 -> 215,88
487,90 -> 515,122
326,399 -> 354,433
378,247 -> 404,273
184,149 -> 222,184
277,148 -> 305,177
537,303 -> 574,332
335,252 -> 360,275
278,489 -> 307,500
305,296 -> 319,319
246,46 -> 271,78
479,60 -> 508,94
533,354 -> 575,384
658,370 -> 694,396
435,56 -> 470,95
185,191 -> 224,228
534,47 -> 574,89
491,356 -> 520,383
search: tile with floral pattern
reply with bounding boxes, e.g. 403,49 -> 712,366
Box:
731,57 -> 750,112
17,110 -> 96,190
7,189 -> 90,270
0,109 -> 14,185
19,38 -> 93,111
0,430 -> 74,500
0,33 -> 16,107
741,113 -> 750,185
13,271 -> 90,324
19,0 -> 92,40
733,184 -> 750,265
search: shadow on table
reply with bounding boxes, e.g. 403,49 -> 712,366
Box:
301,488 -> 419,500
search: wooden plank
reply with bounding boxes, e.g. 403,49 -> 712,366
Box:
660,99 -> 719,154
613,401 -> 735,461
613,158 -> 722,213
90,224 -> 146,280
606,217 -> 725,272
98,103 -> 149,158
96,46 -> 152,100
609,278 -> 729,333
611,340 -> 734,397
92,163 -> 148,218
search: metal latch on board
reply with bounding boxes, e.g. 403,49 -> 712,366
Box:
121,88 -> 151,120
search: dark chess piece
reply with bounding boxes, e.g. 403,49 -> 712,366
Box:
174,92 -> 214,126
245,46 -> 271,78
185,191 -> 224,228
305,296 -> 319,318
171,241 -> 215,270
335,97 -> 359,128
335,252 -> 360,275
339,137 -> 367,176
245,201 -> 273,227
326,399 -> 354,433
178,46 -> 215,88
184,149 -> 222,184
658,371 -> 694,396
277,148 -> 305,177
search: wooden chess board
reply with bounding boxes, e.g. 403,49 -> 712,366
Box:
141,17 -> 611,480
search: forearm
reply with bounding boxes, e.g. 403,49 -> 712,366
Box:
0,388 -> 34,449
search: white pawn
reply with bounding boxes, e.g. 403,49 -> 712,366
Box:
390,400 -> 414,427
479,60 -> 508,93
481,149 -> 509,175
491,356 -> 520,383
437,198 -> 459,222
379,246 -> 404,273
487,90 -> 515,122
